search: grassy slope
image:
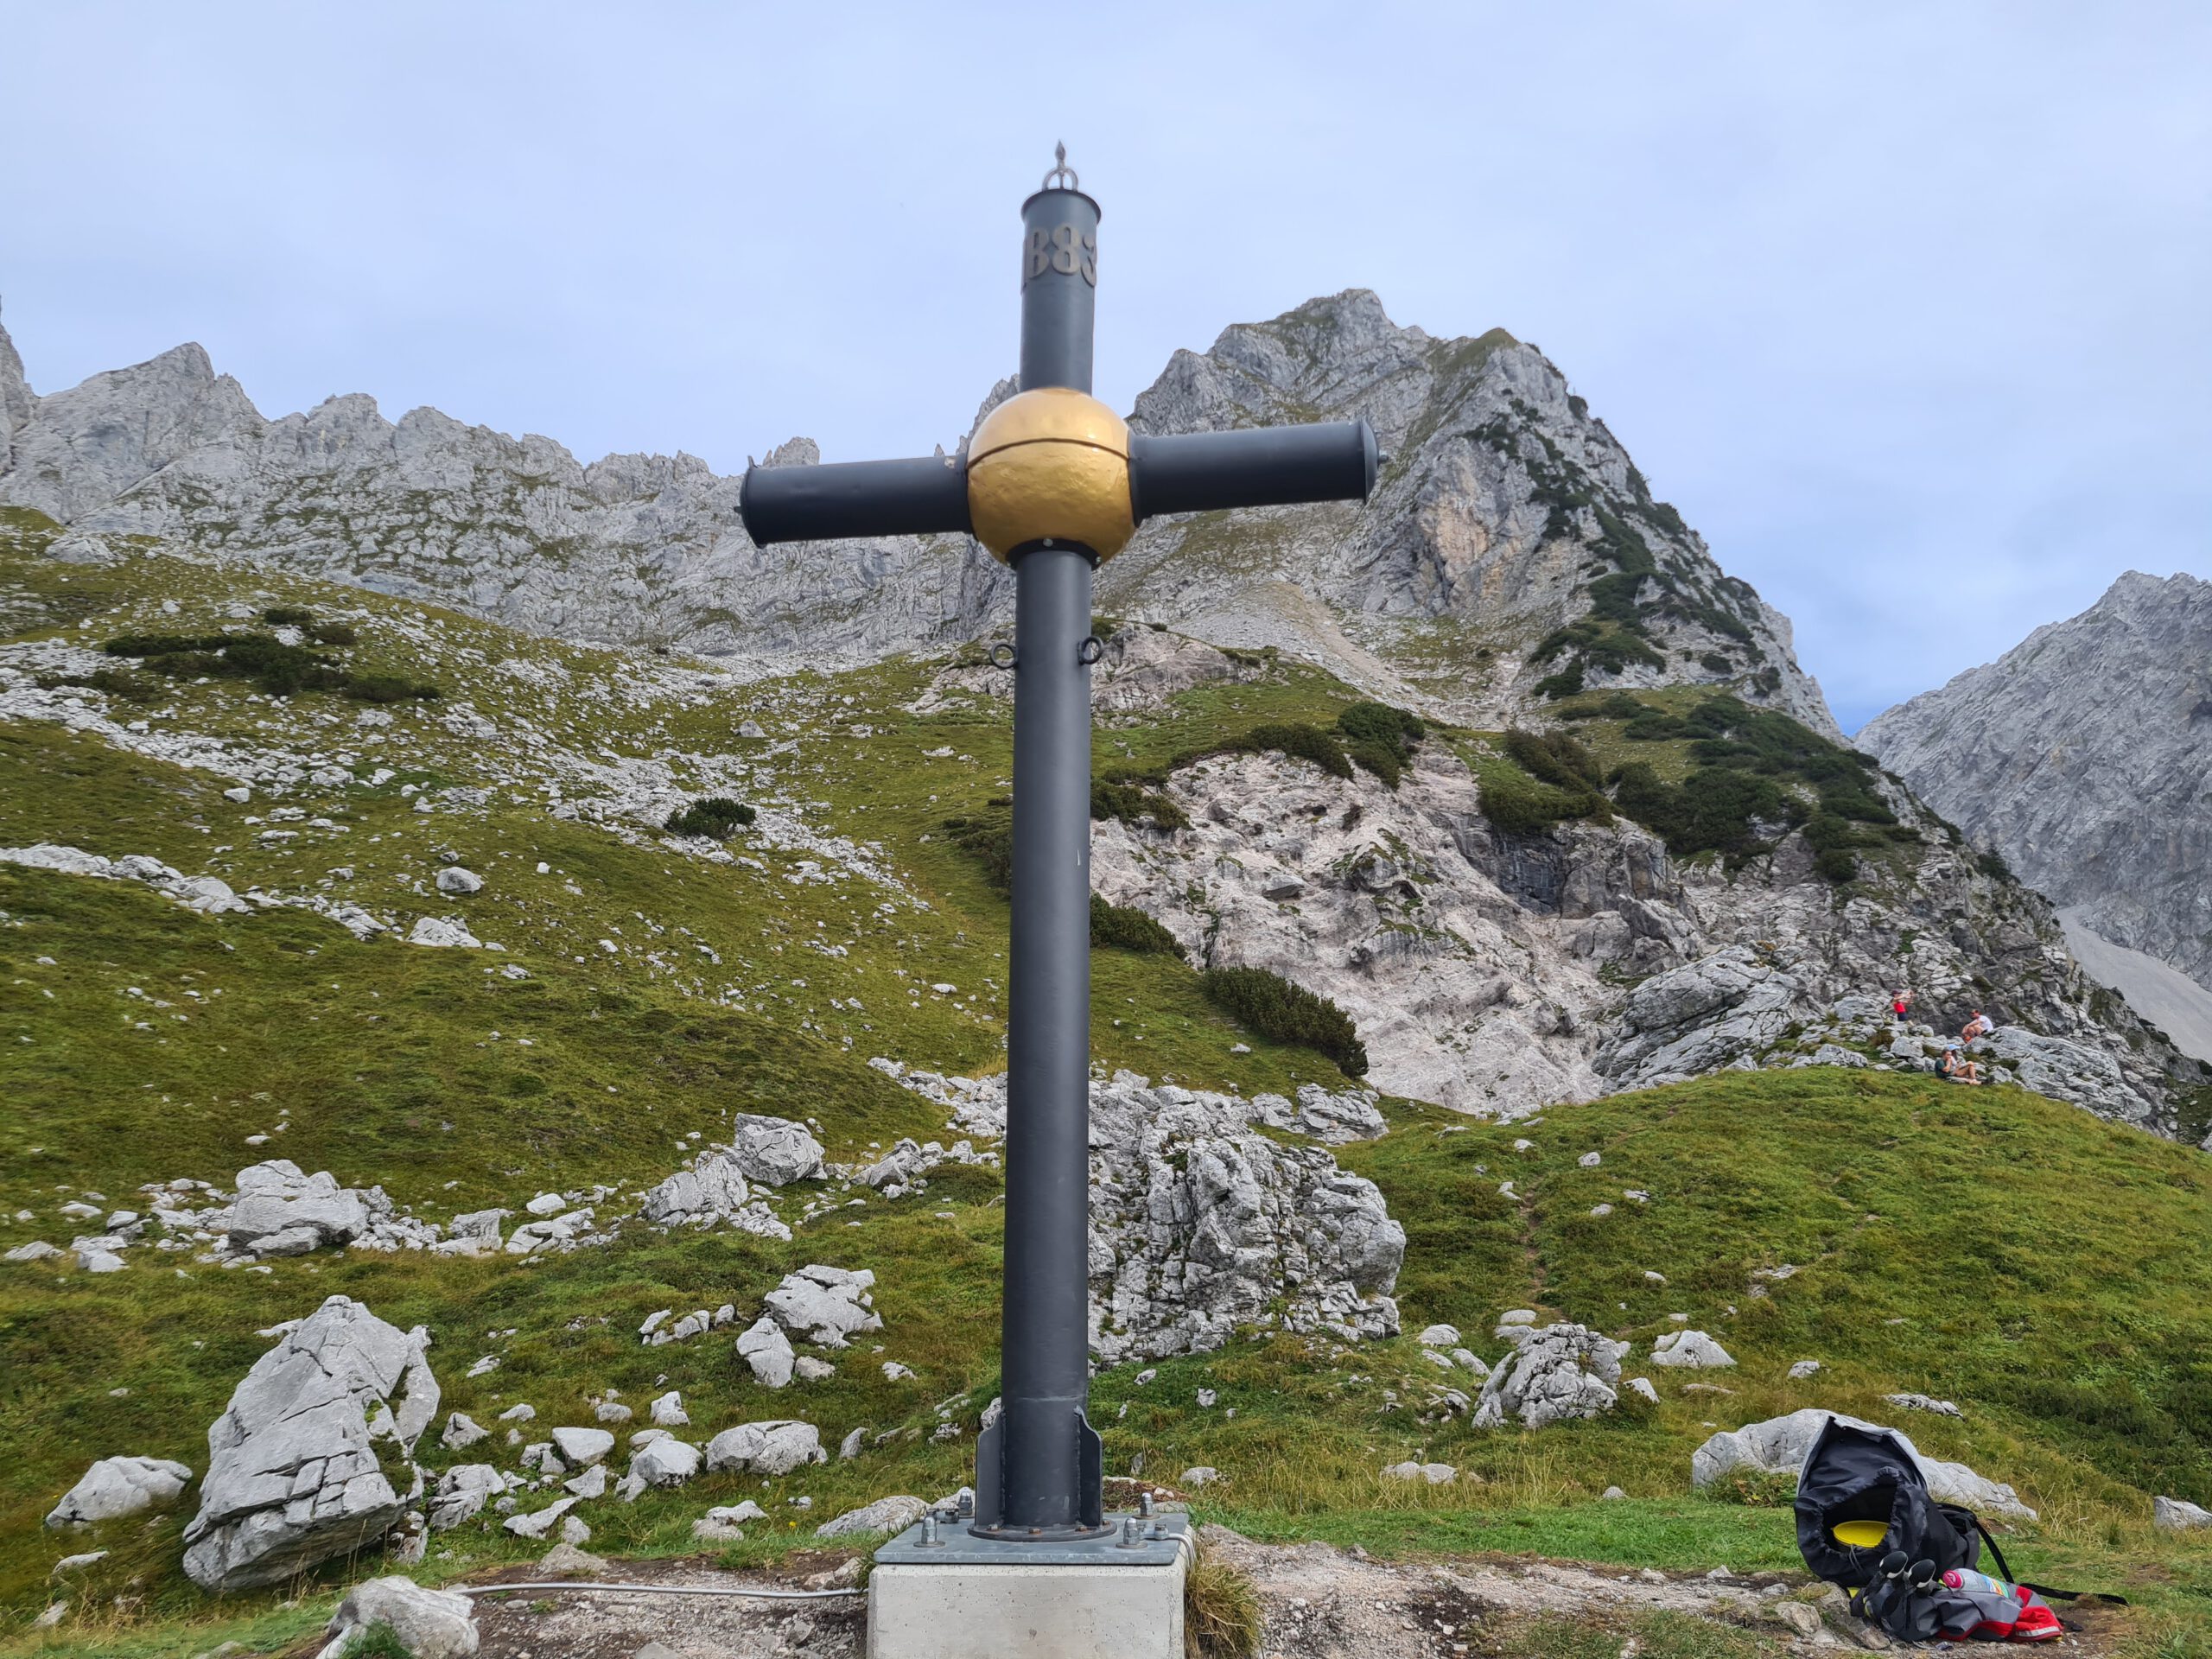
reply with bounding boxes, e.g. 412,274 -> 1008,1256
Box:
2,534 -> 2209,1653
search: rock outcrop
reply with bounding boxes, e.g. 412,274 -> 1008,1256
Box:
1473,1324 -> 1627,1428
1092,732 -> 2197,1127
881,1065 -> 1402,1363
182,1296 -> 439,1592
1862,571 -> 2212,995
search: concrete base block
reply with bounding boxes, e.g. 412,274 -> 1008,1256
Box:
868,1551 -> 1189,1658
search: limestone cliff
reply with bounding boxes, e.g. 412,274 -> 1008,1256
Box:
1861,572 -> 2212,995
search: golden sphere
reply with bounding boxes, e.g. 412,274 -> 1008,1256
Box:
965,387 -> 1135,563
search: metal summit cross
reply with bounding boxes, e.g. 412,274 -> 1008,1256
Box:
741,149 -> 1376,1545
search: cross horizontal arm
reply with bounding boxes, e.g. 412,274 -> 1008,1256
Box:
1128,420 -> 1377,520
739,454 -> 971,545
739,416 -> 1377,549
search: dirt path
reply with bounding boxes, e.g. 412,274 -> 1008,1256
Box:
456,1534 -> 2126,1658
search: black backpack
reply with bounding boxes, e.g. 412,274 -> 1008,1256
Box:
1795,1417 -> 1980,1591
1794,1416 -> 2110,1639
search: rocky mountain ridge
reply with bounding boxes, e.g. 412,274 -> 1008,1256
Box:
0,296 -> 1834,734
1862,570 -> 2212,1000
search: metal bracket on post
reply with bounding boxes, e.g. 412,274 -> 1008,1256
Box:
1077,1412 -> 1103,1529
988,641 -> 1018,671
973,1413 -> 1004,1528
1077,633 -> 1103,665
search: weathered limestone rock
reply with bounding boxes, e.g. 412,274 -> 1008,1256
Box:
1862,571 -> 2212,992
763,1266 -> 881,1348
427,1465 -> 504,1531
722,1115 -> 827,1186
737,1316 -> 797,1387
1382,1461 -> 1458,1484
316,1576 -> 477,1659
1473,1323 -> 1626,1428
817,1495 -> 927,1538
704,1421 -> 826,1478
639,1147 -> 787,1240
182,1296 -> 439,1592
502,1496 -> 579,1541
46,1456 -> 193,1527
226,1160 -> 372,1255
1650,1330 -> 1735,1370
2154,1496 -> 2212,1531
1597,950 -> 1813,1087
548,1427 -> 613,1467
630,1438 -> 701,1487
882,1065 -> 1402,1363
1690,1409 -> 2036,1519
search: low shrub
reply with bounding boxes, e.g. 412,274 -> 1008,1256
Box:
35,666 -> 159,702
343,675 -> 443,704
309,621 -> 359,645
1090,894 -> 1182,957
1091,780 -> 1190,833
1338,701 -> 1426,788
261,605 -> 315,626
1236,722 -> 1351,780
664,797 -> 756,840
1200,964 -> 1367,1077
942,814 -> 1014,893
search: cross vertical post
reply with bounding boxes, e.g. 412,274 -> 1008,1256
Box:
985,165 -> 1108,1537
738,149 -> 1381,1554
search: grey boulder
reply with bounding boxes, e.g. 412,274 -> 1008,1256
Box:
46,1455 -> 194,1527
1473,1323 -> 1626,1428
736,1315 -> 796,1387
317,1575 -> 477,1659
816,1494 -> 927,1538
724,1114 -> 828,1186
549,1427 -> 614,1467
182,1295 -> 440,1592
226,1160 -> 375,1255
630,1438 -> 701,1487
1650,1329 -> 1735,1370
2154,1495 -> 2212,1531
763,1266 -> 881,1348
704,1420 -> 826,1477
427,1465 -> 505,1531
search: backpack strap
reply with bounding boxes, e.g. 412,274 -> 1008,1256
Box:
1969,1515 -> 2127,1606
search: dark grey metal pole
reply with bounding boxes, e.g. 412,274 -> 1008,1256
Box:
995,543 -> 1097,1535
971,146 -> 1109,1540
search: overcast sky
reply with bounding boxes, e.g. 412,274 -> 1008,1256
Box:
4,2 -> 2206,730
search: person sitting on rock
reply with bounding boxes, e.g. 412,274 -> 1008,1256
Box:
1939,1042 -> 1982,1084
1960,1009 -> 1994,1046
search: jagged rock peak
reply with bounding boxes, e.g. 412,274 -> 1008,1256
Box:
0,294 -> 1833,737
1862,569 -> 2212,989
0,302 -> 34,469
1115,290 -> 1838,737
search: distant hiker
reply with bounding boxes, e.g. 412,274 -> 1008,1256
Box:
1961,1010 -> 1994,1046
1891,989 -> 1915,1022
1940,1043 -> 1982,1084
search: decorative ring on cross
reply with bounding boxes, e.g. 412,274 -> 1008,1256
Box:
988,641 -> 1018,671
1077,634 -> 1104,665
1042,141 -> 1078,191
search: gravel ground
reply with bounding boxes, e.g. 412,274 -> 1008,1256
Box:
456,1534 -> 2126,1658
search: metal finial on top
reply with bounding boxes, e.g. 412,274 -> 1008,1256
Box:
1042,142 -> 1077,190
